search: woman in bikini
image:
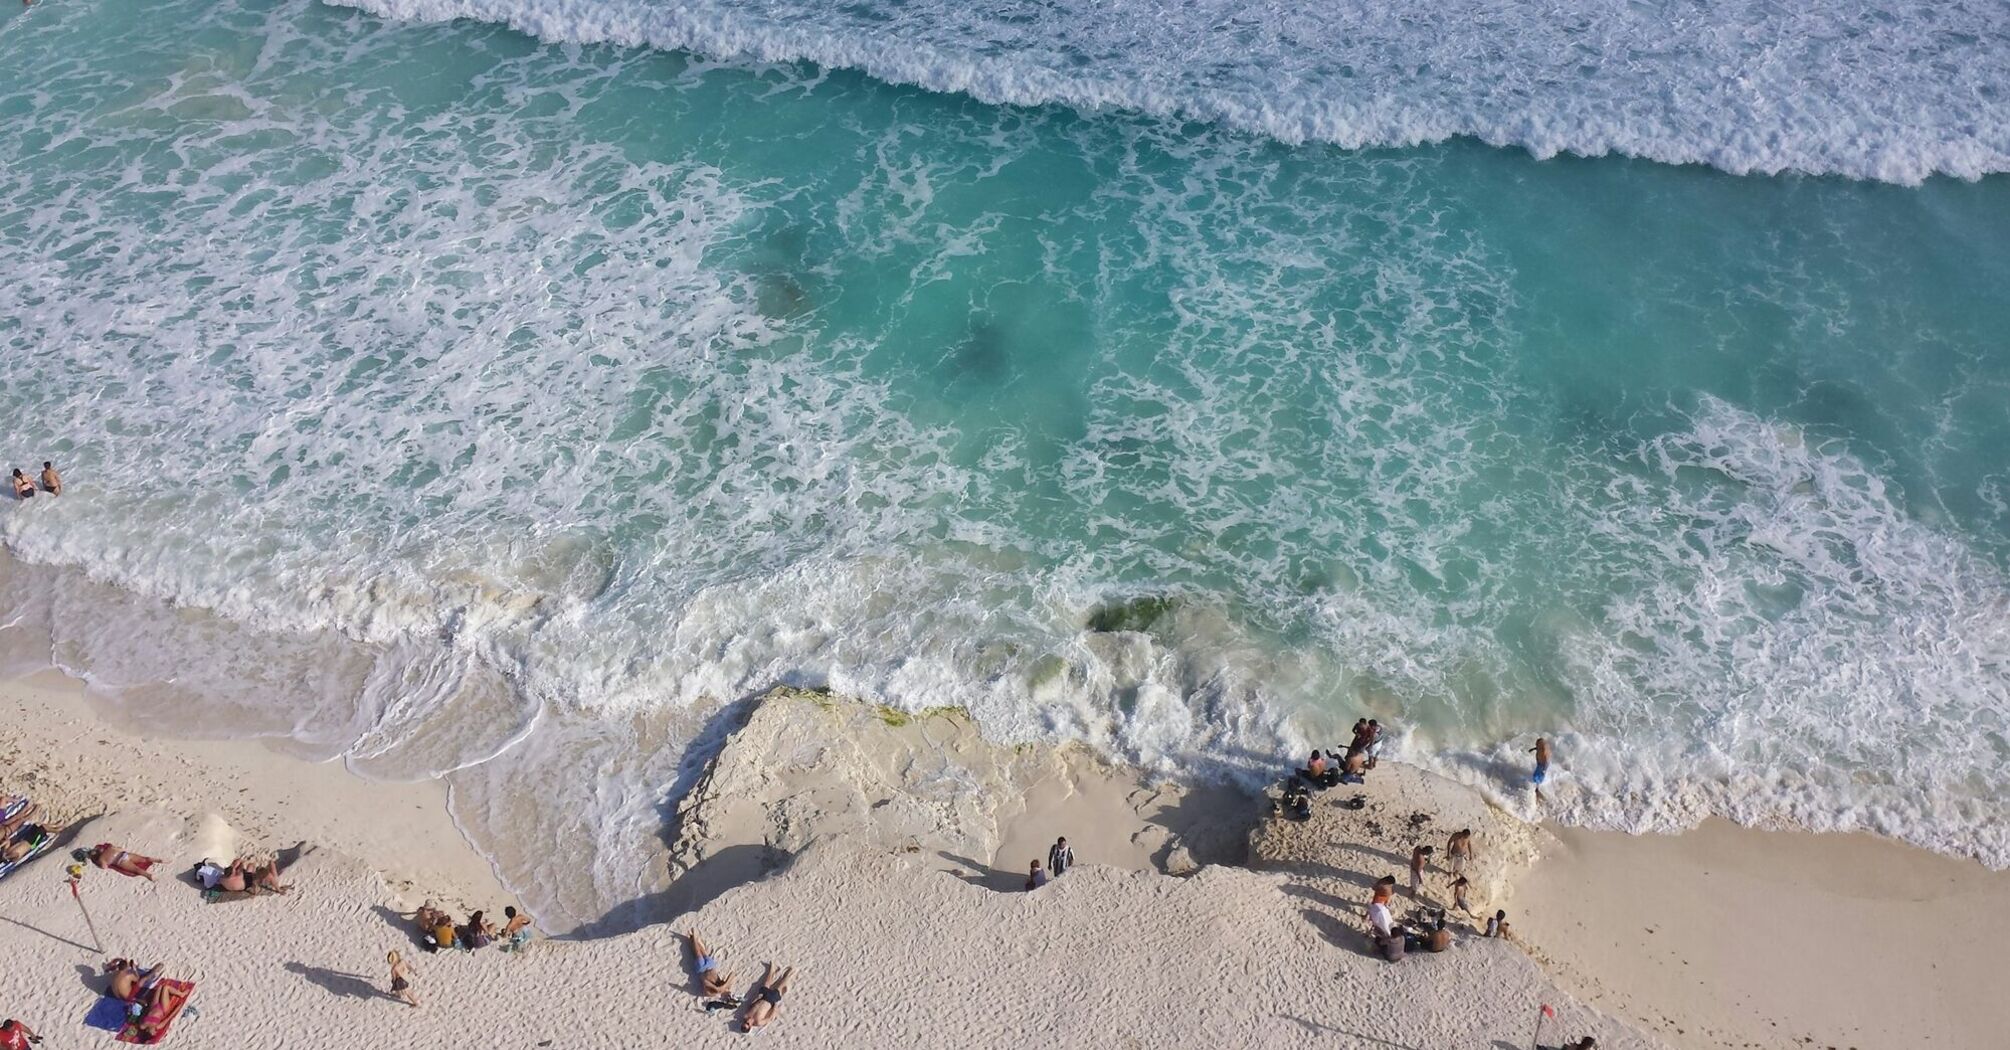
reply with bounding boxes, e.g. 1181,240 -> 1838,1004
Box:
88,844 -> 162,881
742,963 -> 795,1032
9,470 -> 33,500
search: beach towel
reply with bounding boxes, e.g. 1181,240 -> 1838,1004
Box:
116,979 -> 195,1044
84,995 -> 130,1032
96,844 -> 158,879
0,797 -> 27,822
0,827 -> 54,881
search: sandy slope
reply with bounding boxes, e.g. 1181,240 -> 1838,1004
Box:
1,679 -> 1652,1049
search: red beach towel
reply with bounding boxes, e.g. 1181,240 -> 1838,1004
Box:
116,979 -> 195,1044
96,845 -> 157,878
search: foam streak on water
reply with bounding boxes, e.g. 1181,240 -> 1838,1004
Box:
2,0 -> 2008,929
334,0 -> 2010,183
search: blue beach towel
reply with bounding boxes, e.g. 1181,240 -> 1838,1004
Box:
84,995 -> 130,1032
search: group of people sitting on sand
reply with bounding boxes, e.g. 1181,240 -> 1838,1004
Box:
9,462 -> 60,500
411,902 -> 533,955
687,930 -> 795,1033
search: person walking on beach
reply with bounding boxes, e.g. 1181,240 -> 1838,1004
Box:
1530,738 -> 1552,800
1364,719 -> 1384,769
37,463 -> 59,496
1451,875 -> 1473,915
0,1019 -> 42,1049
1047,836 -> 1074,877
9,470 -> 33,500
1408,844 -> 1433,900
1025,858 -> 1048,890
1447,828 -> 1473,876
387,950 -> 417,1007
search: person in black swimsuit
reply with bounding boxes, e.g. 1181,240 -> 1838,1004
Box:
741,963 -> 795,1032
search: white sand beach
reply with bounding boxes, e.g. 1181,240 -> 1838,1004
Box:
2,671 -> 2003,1049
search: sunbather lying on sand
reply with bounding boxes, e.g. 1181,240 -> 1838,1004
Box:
0,799 -> 36,839
243,857 -> 290,894
742,963 -> 795,1032
206,856 -> 283,894
2,824 -> 57,863
688,930 -> 735,996
87,844 -> 162,881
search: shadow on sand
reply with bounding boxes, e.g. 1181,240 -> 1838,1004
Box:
284,961 -> 395,1002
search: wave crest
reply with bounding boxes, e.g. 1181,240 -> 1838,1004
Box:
334,0 -> 2010,183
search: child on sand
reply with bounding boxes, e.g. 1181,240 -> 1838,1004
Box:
1451,876 -> 1472,914
387,951 -> 417,1007
1026,858 -> 1048,890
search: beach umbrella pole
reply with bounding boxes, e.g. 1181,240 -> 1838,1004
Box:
66,865 -> 104,954
1530,1002 -> 1553,1050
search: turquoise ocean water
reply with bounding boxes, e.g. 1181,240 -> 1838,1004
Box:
2,0 -> 2006,929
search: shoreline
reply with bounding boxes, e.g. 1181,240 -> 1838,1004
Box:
0,671 -> 509,912
2,678 -> 1656,1048
3,670 -> 2003,1047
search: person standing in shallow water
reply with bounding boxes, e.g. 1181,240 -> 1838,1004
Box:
38,462 -> 59,495
1047,836 -> 1073,877
1530,737 -> 1552,801
9,469 -> 33,500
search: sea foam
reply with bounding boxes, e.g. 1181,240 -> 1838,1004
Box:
333,0 -> 2010,183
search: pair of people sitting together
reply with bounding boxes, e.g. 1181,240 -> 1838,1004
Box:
1299,748 -> 1367,788
192,855 -> 288,895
